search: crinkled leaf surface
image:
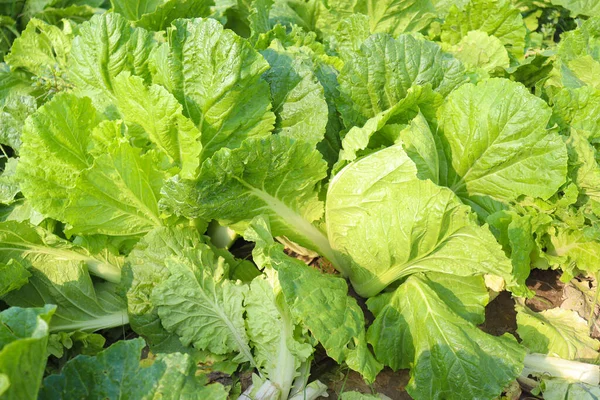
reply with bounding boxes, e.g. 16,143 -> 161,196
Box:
327,145 -> 513,297
273,242 -> 383,383
0,158 -> 20,204
0,259 -> 30,298
111,0 -> 213,30
261,43 -> 327,145
68,13 -> 155,112
151,256 -> 253,363
17,93 -> 98,221
337,84 -> 442,167
39,338 -> 228,400
550,0 -> 600,18
3,259 -> 127,333
5,18 -> 71,77
124,226 -> 205,353
367,0 -> 437,36
337,33 -> 466,127
0,93 -> 36,152
64,121 -> 165,236
163,18 -> 275,160
441,0 -> 526,57
0,219 -> 122,284
113,73 -> 202,179
161,135 -> 337,267
450,30 -> 509,73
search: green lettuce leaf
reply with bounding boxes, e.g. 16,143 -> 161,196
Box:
39,338 -> 228,400
0,259 -> 30,297
0,220 -> 122,283
336,84 -> 442,168
449,30 -> 510,73
161,135 -> 341,270
17,93 -> 99,221
151,254 -> 252,362
5,18 -> 72,79
550,0 -> 600,18
245,216 -> 382,383
0,93 -> 37,152
437,78 -> 567,207
367,0 -> 437,36
111,0 -> 213,30
161,17 -> 275,160
327,145 -> 513,297
367,274 -> 525,400
64,120 -> 165,235
261,42 -> 328,145
0,305 -> 55,400
124,226 -> 206,353
547,18 -> 600,90
516,304 -> 600,363
0,158 -> 20,204
68,13 -> 156,113
441,0 -> 526,57
3,262 -> 128,332
337,32 -> 465,127
112,72 -> 202,179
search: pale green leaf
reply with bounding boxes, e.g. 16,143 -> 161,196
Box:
261,43 -> 327,145
0,259 -> 30,298
337,33 -> 465,127
450,30 -> 509,72
368,0 -> 436,36
441,0 -> 526,57
151,256 -> 253,363
68,13 -> 156,112
327,145 -> 513,297
550,0 -> 600,18
337,85 -> 442,167
124,226 -> 208,353
274,246 -> 383,383
165,18 -> 275,160
4,258 -> 127,333
5,18 -> 71,78
0,93 -> 37,152
161,135 -> 339,268
63,121 -> 164,236
437,78 -> 567,205
517,304 -> 600,363
17,93 -> 99,221
0,158 -> 20,204
367,275 -> 525,400
113,72 -> 202,179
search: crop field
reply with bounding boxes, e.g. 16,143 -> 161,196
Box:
1,0 -> 600,399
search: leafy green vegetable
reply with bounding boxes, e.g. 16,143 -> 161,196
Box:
367,274 -> 525,400
517,304 -> 600,362
0,305 -> 55,400
39,338 -> 228,400
327,145 -> 513,297
1,2 -> 599,399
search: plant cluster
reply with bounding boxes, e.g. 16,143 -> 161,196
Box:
1,0 -> 600,399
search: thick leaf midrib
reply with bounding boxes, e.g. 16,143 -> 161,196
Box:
228,174 -> 343,272
173,269 -> 257,369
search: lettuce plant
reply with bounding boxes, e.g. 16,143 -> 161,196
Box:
1,1 -> 600,399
